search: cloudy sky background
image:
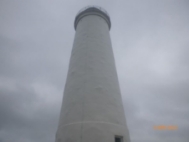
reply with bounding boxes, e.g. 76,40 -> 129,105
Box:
0,0 -> 189,142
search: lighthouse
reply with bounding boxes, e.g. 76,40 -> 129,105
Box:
55,6 -> 130,142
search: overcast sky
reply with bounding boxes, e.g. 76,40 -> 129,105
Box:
0,0 -> 189,142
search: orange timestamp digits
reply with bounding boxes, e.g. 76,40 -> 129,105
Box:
153,125 -> 178,130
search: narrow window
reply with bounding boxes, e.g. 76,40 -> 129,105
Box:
115,135 -> 123,142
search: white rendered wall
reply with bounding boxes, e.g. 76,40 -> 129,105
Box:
56,14 -> 130,142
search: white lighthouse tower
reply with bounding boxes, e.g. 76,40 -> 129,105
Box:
55,6 -> 130,142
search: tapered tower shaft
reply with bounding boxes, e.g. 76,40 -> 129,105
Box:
56,6 -> 130,142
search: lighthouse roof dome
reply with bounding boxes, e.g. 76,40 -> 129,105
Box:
74,6 -> 111,30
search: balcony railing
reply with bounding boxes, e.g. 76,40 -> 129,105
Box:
76,6 -> 109,17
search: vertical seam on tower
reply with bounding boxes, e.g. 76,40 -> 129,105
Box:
80,20 -> 88,142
